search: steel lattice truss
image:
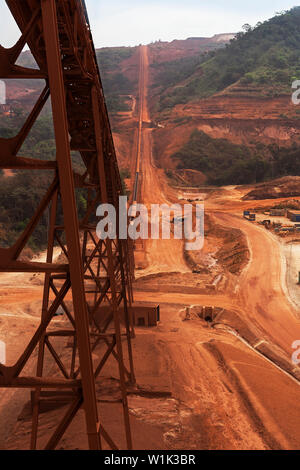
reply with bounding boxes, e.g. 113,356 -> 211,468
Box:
0,0 -> 135,450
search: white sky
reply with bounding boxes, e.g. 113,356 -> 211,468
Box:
0,0 -> 298,48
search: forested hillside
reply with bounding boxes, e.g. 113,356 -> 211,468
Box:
96,47 -> 137,112
3,11 -> 300,251
0,36 -> 230,251
152,7 -> 300,112
171,130 -> 300,186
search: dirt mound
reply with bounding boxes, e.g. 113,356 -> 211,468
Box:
166,169 -> 207,187
243,176 -> 300,200
216,237 -> 249,274
185,215 -> 249,276
206,215 -> 249,274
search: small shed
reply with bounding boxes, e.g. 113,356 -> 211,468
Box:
131,304 -> 159,327
287,210 -> 300,222
93,303 -> 159,330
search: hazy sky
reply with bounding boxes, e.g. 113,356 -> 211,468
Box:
84,0 -> 298,46
0,1 -> 298,48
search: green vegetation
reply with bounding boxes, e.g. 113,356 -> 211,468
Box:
0,113 -> 127,250
197,8 -> 300,94
106,94 -> 131,113
96,47 -> 134,70
151,55 -> 209,111
0,114 -> 84,172
151,55 -> 207,90
97,47 -> 137,113
120,168 -> 131,196
0,47 -> 136,249
0,113 -> 86,250
0,171 -> 52,249
172,130 -> 300,186
156,7 -> 300,110
120,167 -> 130,180
0,170 -> 91,250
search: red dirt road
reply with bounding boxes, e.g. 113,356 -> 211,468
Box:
136,46 -> 189,274
2,45 -> 300,451
213,212 -> 300,354
133,45 -> 300,449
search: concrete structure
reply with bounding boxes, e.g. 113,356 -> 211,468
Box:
202,306 -> 215,322
94,304 -> 159,329
132,305 -> 159,327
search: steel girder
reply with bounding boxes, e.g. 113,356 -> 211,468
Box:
0,0 -> 135,450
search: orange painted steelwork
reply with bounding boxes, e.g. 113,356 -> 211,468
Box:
0,0 -> 135,450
